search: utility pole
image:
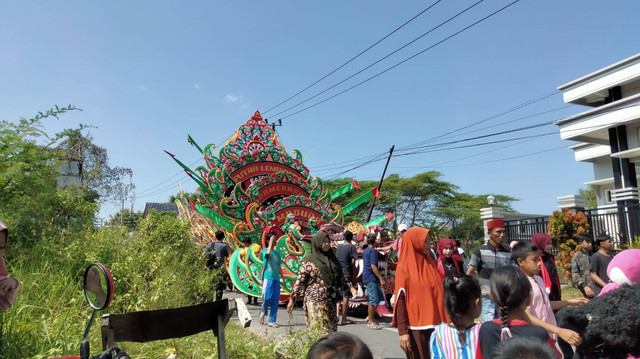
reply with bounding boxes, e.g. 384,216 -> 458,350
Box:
264,118 -> 283,132
366,145 -> 394,222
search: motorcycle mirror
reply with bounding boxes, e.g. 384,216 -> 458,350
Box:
83,263 -> 114,310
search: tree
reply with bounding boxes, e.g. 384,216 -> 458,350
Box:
56,127 -> 135,206
435,192 -> 517,245
578,187 -> 597,209
168,191 -> 202,204
108,208 -> 143,231
0,106 -> 99,246
324,172 -> 517,247
379,171 -> 458,226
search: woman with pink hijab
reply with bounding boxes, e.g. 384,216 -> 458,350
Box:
531,233 -> 561,301
0,220 -> 19,311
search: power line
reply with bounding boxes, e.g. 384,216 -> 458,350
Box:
394,120 -> 553,155
394,102 -> 640,157
136,174 -> 191,199
136,157 -> 201,195
396,90 -> 561,150
263,0 -> 443,115
307,91 -> 566,171
395,131 -> 558,157
268,0 -> 483,119
277,0 -> 522,120
428,145 -> 568,169
444,105 -> 573,141
319,104 -> 640,179
417,137 -> 537,169
135,132 -> 235,196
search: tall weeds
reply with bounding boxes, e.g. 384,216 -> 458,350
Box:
1,210 -> 317,358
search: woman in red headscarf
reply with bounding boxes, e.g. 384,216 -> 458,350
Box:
531,233 -> 561,301
392,227 -> 449,359
436,238 -> 464,278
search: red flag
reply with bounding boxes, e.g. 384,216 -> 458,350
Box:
372,187 -> 381,198
189,199 -> 196,211
164,150 -> 175,157
384,213 -> 394,221
352,180 -> 361,190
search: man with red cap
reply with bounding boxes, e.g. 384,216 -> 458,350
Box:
466,218 -> 512,322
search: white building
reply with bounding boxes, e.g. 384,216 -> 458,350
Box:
57,160 -> 81,189
555,53 -> 640,241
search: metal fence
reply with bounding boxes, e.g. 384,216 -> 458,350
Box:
504,205 -> 640,249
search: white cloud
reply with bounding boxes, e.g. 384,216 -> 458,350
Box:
225,94 -> 239,103
194,82 -> 200,89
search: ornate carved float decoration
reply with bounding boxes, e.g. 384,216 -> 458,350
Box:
169,110 -> 388,300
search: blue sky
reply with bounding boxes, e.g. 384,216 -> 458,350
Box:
2,1 -> 639,222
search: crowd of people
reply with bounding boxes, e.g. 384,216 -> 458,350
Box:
296,218 -> 637,359
199,216 -> 637,359
1,211 -> 636,358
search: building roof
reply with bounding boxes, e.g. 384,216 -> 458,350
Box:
557,53 -> 640,106
143,202 -> 179,218
558,53 -> 640,91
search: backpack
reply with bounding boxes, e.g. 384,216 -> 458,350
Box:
205,244 -> 217,269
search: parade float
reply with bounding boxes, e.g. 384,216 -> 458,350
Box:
168,111 -> 395,313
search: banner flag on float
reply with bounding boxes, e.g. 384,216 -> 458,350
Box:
331,180 -> 361,200
195,203 -> 235,232
187,134 -> 204,154
364,213 -> 394,227
342,187 -> 377,215
164,150 -> 208,190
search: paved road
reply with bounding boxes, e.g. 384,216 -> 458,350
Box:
226,291 -> 406,359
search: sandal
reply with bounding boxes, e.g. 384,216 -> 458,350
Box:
367,323 -> 381,330
267,322 -> 280,328
259,312 -> 265,325
341,320 -> 355,325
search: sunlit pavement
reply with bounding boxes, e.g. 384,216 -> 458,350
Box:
226,290 -> 406,359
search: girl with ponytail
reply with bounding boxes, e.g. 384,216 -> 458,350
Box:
429,275 -> 481,358
477,265 -> 560,359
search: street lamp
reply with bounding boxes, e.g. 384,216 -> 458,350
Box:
487,195 -> 495,207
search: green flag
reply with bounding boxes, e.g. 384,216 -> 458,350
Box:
196,203 -> 235,232
331,180 -> 361,200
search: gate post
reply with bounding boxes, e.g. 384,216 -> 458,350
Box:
556,195 -> 587,214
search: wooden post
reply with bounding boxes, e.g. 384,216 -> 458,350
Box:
217,311 -> 226,359
366,145 -> 394,222
101,314 -> 113,351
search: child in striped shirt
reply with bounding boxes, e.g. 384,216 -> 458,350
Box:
429,275 -> 482,359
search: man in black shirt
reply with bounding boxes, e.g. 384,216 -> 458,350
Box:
590,234 -> 614,296
205,230 -> 231,301
336,230 -> 358,325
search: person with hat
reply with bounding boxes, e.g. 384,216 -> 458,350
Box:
282,213 -> 296,234
308,217 -> 319,235
466,218 -> 512,322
